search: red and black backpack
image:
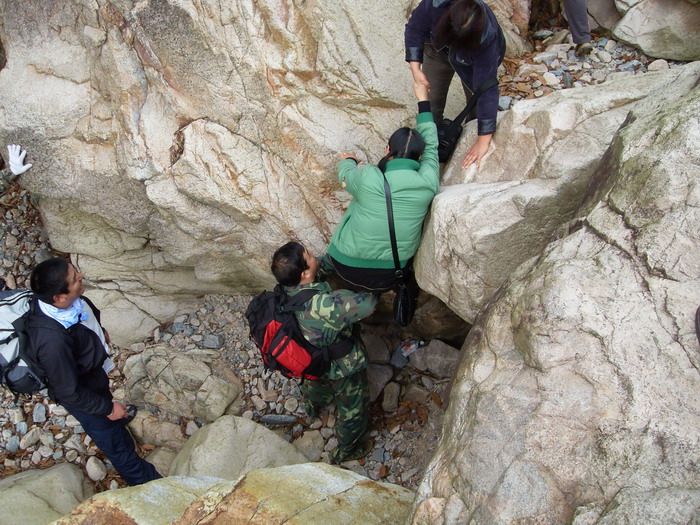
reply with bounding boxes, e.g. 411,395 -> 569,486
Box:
245,285 -> 354,380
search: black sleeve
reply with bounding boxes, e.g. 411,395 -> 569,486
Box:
36,332 -> 112,416
405,0 -> 431,62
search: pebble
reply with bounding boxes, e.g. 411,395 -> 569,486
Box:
32,403 -> 47,423
498,96 -> 513,111
86,456 -> 107,481
15,421 -> 27,435
19,426 -> 41,449
8,407 -> 24,424
49,404 -> 68,416
200,334 -> 223,349
185,421 -> 199,436
6,435 -> 20,453
648,59 -> 669,71
597,50 -> 613,63
543,72 -> 560,86
283,398 -> 299,413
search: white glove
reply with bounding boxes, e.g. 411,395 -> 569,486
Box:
7,145 -> 33,176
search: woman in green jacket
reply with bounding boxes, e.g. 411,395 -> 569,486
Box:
323,82 -> 440,293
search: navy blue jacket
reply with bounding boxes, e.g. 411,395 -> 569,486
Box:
26,296 -> 112,416
405,0 -> 505,135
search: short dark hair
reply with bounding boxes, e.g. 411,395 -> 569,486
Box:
434,0 -> 486,54
30,258 -> 70,304
377,127 -> 426,172
271,242 -> 309,287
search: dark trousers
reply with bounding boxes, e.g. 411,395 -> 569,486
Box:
329,256 -> 418,296
422,43 -> 473,123
563,0 -> 592,44
70,407 -> 161,486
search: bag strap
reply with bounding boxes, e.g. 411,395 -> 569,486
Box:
445,76 -> 499,135
272,284 -> 355,357
382,173 -> 406,285
275,285 -> 319,313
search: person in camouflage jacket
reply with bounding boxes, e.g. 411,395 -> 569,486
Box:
1,145 -> 33,192
271,241 -> 377,463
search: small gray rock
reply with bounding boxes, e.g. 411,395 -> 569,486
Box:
86,456 -> 107,481
32,403 -> 47,423
199,334 -> 223,349
498,96 -> 513,111
647,59 -> 669,72
382,382 -> 400,413
19,426 -> 41,449
371,447 -> 386,463
6,435 -> 20,453
532,29 -> 554,41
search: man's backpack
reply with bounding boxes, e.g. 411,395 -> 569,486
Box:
245,285 -> 354,380
0,290 -> 46,395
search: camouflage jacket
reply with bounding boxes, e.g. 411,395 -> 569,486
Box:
284,279 -> 377,380
0,168 -> 17,192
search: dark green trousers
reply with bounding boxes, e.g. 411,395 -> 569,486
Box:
302,369 -> 369,462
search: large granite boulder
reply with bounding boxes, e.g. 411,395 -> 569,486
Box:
54,463 -> 413,524
612,0 -> 700,61
410,63 -> 700,524
0,0 -> 535,346
168,415 -> 308,480
52,476 -> 228,525
415,62 -> 700,323
175,463 -> 415,525
0,463 -> 92,525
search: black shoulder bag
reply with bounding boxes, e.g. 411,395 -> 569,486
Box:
382,173 -> 416,327
437,77 -> 499,164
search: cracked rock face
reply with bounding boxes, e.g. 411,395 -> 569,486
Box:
611,0 -> 700,61
410,68 -> 700,523
54,463 -> 414,525
0,0 -> 531,346
416,62 -> 700,324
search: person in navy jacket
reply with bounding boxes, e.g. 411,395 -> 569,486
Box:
405,0 -> 505,168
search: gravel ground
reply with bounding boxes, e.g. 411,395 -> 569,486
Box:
0,29 -> 686,494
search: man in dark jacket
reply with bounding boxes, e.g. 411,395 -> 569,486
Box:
26,258 -> 160,486
405,0 -> 505,168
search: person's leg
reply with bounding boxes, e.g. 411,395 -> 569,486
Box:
563,0 -> 592,45
331,370 -> 371,463
301,376 -> 335,418
422,44 -> 458,122
70,408 -> 161,486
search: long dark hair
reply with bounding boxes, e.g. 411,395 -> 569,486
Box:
377,127 -> 425,172
434,0 -> 486,53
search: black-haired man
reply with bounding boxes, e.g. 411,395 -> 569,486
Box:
271,241 -> 377,463
27,258 -> 160,485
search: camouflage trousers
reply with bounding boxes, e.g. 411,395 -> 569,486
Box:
302,369 -> 369,462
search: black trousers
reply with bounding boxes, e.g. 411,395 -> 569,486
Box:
329,256 -> 418,297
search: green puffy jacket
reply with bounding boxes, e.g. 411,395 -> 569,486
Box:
327,110 -> 439,269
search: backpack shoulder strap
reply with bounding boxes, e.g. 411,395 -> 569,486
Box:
275,285 -> 319,313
